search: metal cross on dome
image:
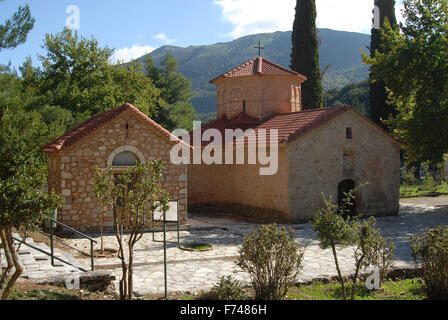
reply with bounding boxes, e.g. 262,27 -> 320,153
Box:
254,41 -> 264,57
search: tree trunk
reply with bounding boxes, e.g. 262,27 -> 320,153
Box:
0,228 -> 13,294
351,256 -> 364,300
127,242 -> 134,300
116,230 -> 127,300
100,210 -> 104,253
1,227 -> 24,300
331,243 -> 346,300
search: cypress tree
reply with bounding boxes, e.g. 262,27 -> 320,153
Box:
290,0 -> 323,109
369,0 -> 397,129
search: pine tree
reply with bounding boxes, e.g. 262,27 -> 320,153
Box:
369,0 -> 397,129
0,4 -> 35,51
290,0 -> 323,109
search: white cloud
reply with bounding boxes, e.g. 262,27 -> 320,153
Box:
110,44 -> 155,63
215,0 -> 405,38
154,33 -> 176,44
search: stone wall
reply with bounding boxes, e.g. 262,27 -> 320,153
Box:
287,110 -> 401,222
47,110 -> 188,231
188,145 -> 290,222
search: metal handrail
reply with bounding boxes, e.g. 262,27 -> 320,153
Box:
11,236 -> 89,272
48,217 -> 98,243
46,211 -> 97,271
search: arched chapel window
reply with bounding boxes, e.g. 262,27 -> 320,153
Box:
112,151 -> 139,167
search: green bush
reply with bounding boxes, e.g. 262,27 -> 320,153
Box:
401,166 -> 417,187
366,236 -> 396,287
236,224 -> 305,300
411,226 -> 448,300
421,172 -> 438,193
213,276 -> 246,300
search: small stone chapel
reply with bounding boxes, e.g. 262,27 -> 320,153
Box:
187,57 -> 401,223
41,103 -> 189,231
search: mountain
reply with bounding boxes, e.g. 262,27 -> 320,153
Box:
138,29 -> 371,113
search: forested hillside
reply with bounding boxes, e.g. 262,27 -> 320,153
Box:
138,29 -> 370,113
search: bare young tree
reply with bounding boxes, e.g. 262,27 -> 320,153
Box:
93,161 -> 169,300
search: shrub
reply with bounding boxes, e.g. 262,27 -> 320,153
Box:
421,172 -> 438,193
351,217 -> 396,297
366,235 -> 395,287
401,166 -> 417,187
236,224 -> 305,300
314,185 -> 395,300
411,226 -> 448,300
213,276 -> 246,300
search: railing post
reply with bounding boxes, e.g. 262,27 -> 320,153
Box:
90,240 -> 94,271
50,211 -> 55,267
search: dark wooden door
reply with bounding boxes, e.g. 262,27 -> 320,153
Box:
338,180 -> 356,218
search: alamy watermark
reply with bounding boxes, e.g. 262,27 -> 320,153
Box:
365,266 -> 380,290
66,5 -> 80,30
65,272 -> 80,290
169,121 -> 279,176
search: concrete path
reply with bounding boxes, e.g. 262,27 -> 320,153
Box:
66,196 -> 448,296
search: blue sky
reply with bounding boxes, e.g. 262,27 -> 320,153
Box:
0,0 -> 404,69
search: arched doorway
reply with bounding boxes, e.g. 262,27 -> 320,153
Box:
109,149 -> 142,230
338,180 -> 357,218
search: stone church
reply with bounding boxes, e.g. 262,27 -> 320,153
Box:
188,57 -> 401,223
41,56 -> 401,230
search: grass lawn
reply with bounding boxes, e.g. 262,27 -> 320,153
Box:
7,278 -> 427,301
177,278 -> 427,301
287,279 -> 426,300
400,182 -> 448,198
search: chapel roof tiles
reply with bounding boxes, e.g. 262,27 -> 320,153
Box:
189,106 -> 400,147
210,57 -> 307,83
41,103 -> 191,153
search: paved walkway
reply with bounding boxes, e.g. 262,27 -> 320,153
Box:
2,197 -> 447,296
64,196 -> 448,296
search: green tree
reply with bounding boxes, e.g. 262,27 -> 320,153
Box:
324,80 -> 370,116
36,28 -> 162,123
313,193 -> 355,300
0,3 -> 35,51
143,53 -> 196,131
363,0 -> 448,162
92,162 -> 170,300
0,108 -> 62,300
313,187 -> 396,300
290,0 -> 323,109
368,0 -> 398,130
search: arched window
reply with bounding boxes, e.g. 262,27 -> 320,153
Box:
112,151 -> 139,167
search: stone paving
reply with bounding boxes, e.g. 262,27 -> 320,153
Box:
0,233 -> 90,281
2,196 -> 447,296
63,196 -> 448,296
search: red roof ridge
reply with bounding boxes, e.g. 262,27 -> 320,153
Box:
210,57 -> 307,83
283,106 -> 350,143
41,103 -> 192,153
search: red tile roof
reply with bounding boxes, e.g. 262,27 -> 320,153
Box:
210,57 -> 307,83
188,106 -> 400,147
41,103 -> 192,153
